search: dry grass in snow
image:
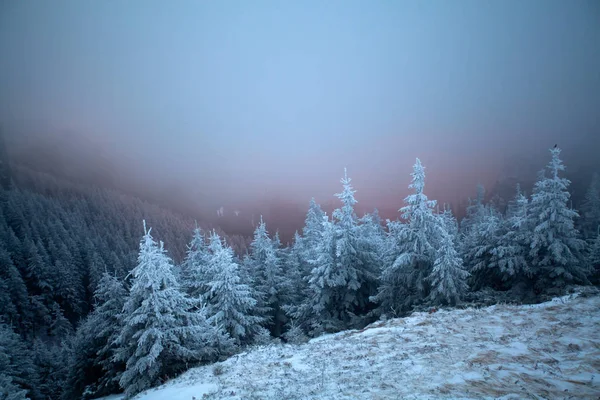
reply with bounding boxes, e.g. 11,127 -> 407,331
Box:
103,290 -> 600,400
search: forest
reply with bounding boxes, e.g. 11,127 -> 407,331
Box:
1,146 -> 599,400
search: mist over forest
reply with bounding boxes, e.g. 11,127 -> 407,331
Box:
1,1 -> 600,399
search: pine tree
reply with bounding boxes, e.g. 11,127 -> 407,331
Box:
63,272 -> 128,400
302,170 -> 377,333
180,227 -> 211,300
487,185 -> 532,288
427,230 -> 469,305
283,232 -> 309,309
115,222 -> 231,398
439,205 -> 458,242
32,339 -> 69,400
373,159 -> 440,314
301,198 -> 326,264
305,216 -> 341,334
528,147 -> 589,287
204,231 -> 262,344
248,218 -> 290,336
331,169 -> 377,319
93,273 -> 128,395
0,323 -> 38,400
463,208 -> 502,289
460,184 -> 486,234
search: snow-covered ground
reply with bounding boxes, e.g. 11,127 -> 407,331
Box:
102,291 -> 600,399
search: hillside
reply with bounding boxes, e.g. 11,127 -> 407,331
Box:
103,290 -> 600,400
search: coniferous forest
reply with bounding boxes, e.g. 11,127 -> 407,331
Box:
1,145 -> 599,399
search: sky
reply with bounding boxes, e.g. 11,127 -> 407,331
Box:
1,0 -> 600,233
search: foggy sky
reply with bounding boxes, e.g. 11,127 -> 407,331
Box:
1,0 -> 600,230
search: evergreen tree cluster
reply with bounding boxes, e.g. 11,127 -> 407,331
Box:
1,147 -> 598,399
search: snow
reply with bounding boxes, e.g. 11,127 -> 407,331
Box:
99,291 -> 600,399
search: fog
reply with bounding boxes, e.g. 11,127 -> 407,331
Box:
1,0 -> 599,239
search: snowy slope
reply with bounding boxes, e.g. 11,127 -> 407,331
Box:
102,291 -> 600,400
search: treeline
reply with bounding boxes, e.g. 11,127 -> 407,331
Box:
1,147 -> 599,399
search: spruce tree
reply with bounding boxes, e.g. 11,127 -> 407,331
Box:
303,170 -> 377,332
115,222 -> 230,398
248,218 -> 290,336
180,226 -> 211,300
487,185 -> 532,288
204,231 -> 262,344
427,230 -> 469,305
0,323 -> 38,399
528,147 -> 589,287
373,159 -> 440,314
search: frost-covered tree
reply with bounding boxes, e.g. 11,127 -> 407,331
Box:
204,231 -> 262,344
115,222 -> 230,398
180,227 -> 211,300
0,323 -> 38,400
359,209 -> 385,259
427,230 -> 469,305
283,200 -> 327,326
460,184 -> 487,234
92,273 -> 128,394
331,170 -> 378,316
373,159 -> 440,314
248,218 -> 290,337
528,147 -> 589,287
580,172 -> 600,239
303,169 -> 378,332
486,185 -> 532,289
304,216 -> 342,334
462,208 -> 501,287
439,205 -> 459,242
301,198 -> 326,263
63,272 -> 128,400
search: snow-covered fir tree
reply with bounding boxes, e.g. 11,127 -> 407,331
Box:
330,169 -> 378,319
486,185 -> 532,289
439,204 -> 459,242
303,198 -> 326,247
580,172 -> 600,239
180,226 -> 211,300
302,169 -> 378,332
528,147 -> 589,287
63,272 -> 127,399
280,232 -> 306,320
115,222 -> 231,398
304,215 -> 341,334
248,217 -> 291,337
460,184 -> 487,234
427,229 -> 469,305
0,323 -> 38,399
204,231 -> 262,344
462,207 -> 502,289
373,159 -> 440,314
299,198 -> 326,267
